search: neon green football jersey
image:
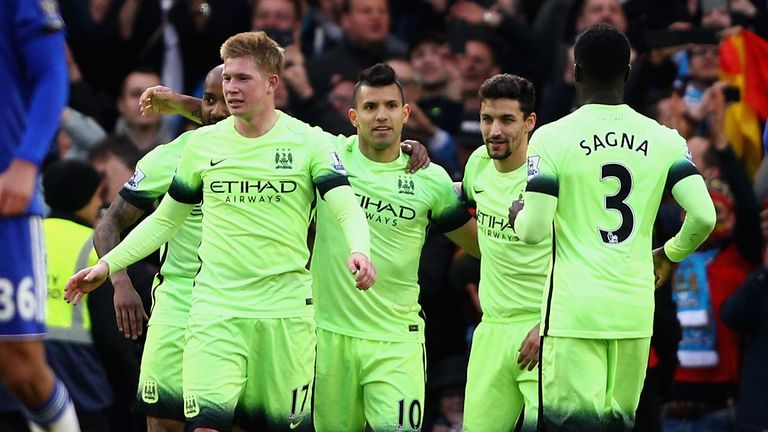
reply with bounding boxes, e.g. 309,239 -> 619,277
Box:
311,135 -> 471,342
525,104 -> 702,338
120,131 -> 201,326
462,146 -> 551,321
168,113 -> 350,318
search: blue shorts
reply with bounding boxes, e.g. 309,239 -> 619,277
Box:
0,216 -> 47,339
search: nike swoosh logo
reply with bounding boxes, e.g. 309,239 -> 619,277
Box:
289,420 -> 302,429
210,159 -> 226,166
473,187 -> 485,194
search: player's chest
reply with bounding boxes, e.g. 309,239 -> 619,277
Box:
473,170 -> 525,242
201,144 -> 308,177
348,171 -> 431,230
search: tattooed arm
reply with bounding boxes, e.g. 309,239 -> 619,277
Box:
94,195 -> 150,340
139,85 -> 202,124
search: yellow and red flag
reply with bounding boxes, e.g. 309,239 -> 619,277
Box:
719,29 -> 768,177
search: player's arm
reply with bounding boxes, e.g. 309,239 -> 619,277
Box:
661,172 -> 717,261
432,171 -> 478,256
0,26 -> 67,215
444,219 -> 480,258
512,191 -> 557,245
140,85 -> 203,124
322,185 -> 376,289
94,196 -> 150,340
65,196 -> 193,304
401,140 -> 431,173
512,139 -> 557,244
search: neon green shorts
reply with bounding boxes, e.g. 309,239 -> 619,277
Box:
135,323 -> 185,421
539,336 -> 650,432
463,318 -> 539,432
182,314 -> 316,431
314,328 -> 426,432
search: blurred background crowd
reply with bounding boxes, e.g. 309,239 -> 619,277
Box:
2,0 -> 768,431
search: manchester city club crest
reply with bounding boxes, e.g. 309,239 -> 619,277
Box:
398,176 -> 415,195
142,380 -> 158,403
275,148 -> 293,169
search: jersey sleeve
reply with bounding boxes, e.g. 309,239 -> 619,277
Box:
14,0 -> 65,40
120,133 -> 193,210
323,185 -> 371,257
102,195 -> 193,274
524,128 -> 560,198
662,136 -> 716,262
167,135 -> 203,205
308,129 -> 350,198
429,167 -> 472,233
515,127 -> 558,244
664,134 -> 701,193
461,151 -> 478,207
11,0 -> 66,165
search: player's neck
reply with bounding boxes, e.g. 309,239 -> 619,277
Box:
578,87 -> 624,106
234,108 -> 279,138
493,150 -> 526,173
358,140 -> 400,163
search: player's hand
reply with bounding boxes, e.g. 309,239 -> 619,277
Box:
652,247 -> 673,289
517,323 -> 540,371
111,271 -> 148,340
140,85 -> 182,116
0,159 -> 38,216
348,252 -> 376,290
508,195 -> 524,227
401,140 -> 430,173
64,260 -> 110,305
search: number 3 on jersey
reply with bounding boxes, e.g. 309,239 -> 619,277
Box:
599,163 -> 634,244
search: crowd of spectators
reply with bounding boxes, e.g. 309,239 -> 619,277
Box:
3,0 -> 768,430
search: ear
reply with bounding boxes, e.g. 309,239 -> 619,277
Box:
624,64 -> 631,82
402,103 -> 411,124
348,108 -> 358,128
574,64 -> 582,83
268,74 -> 280,93
524,112 -> 537,133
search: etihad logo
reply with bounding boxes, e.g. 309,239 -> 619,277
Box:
210,180 -> 297,204
275,148 -> 293,169
142,380 -> 158,404
357,194 -> 416,227
398,176 -> 415,195
210,180 -> 297,194
476,210 -> 518,242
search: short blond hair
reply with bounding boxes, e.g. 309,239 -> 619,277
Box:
220,31 -> 285,76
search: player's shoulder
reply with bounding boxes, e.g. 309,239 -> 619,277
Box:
279,113 -> 339,148
414,159 -> 453,185
191,119 -> 229,138
466,146 -> 491,167
15,0 -> 65,33
141,130 -> 195,162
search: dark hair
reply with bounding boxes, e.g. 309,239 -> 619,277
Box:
341,0 -> 388,15
88,134 -> 142,169
574,23 -> 630,79
352,63 -> 405,107
465,35 -> 499,68
408,31 -> 448,58
478,74 -> 536,117
121,67 -> 161,96
43,159 -> 102,212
